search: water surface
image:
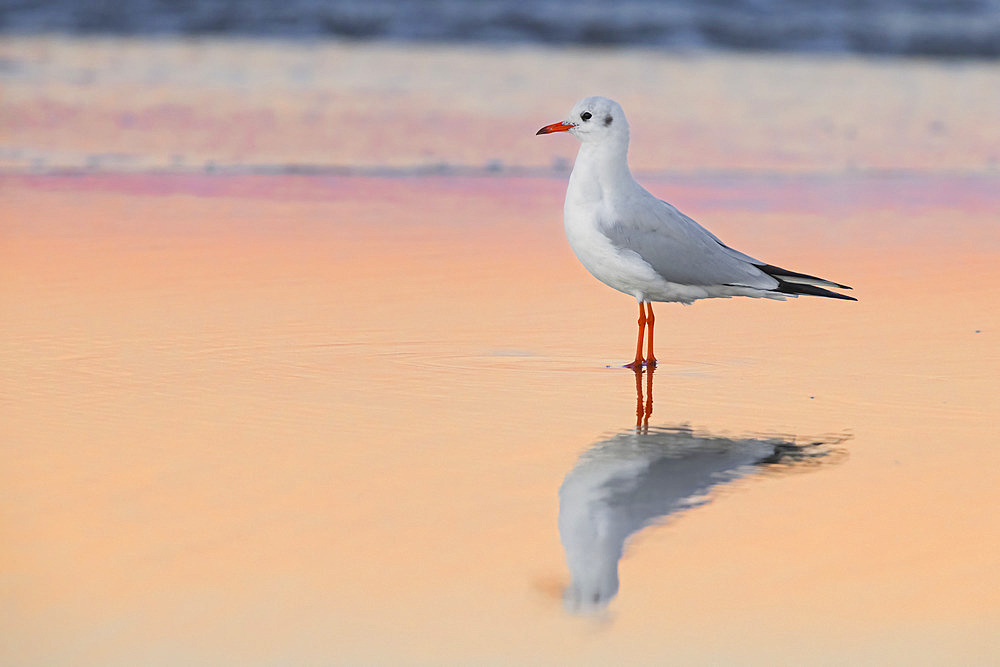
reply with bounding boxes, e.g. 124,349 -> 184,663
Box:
2,38 -> 999,664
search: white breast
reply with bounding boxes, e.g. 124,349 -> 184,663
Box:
563,198 -> 713,304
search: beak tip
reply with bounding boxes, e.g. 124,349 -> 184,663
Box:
536,121 -> 573,136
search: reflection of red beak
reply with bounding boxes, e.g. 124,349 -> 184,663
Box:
536,121 -> 574,135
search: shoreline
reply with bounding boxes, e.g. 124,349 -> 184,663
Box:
2,35 -> 999,174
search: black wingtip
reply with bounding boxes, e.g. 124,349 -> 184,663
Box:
755,263 -> 850,288
755,263 -> 855,298
774,282 -> 857,301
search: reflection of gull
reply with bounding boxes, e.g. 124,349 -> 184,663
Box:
558,423 -> 840,613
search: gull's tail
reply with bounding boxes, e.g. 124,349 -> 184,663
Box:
756,263 -> 857,301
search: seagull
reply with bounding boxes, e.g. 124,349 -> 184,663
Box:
537,96 -> 855,369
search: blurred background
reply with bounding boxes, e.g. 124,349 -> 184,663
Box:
3,2 -> 1000,665
4,0 -> 1000,54
2,0 -> 999,175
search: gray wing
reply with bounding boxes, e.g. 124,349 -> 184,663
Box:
603,195 -> 778,289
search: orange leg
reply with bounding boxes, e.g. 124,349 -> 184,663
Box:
645,302 -> 657,367
625,302 -> 646,369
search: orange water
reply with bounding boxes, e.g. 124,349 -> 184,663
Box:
3,171 -> 998,664
2,37 -> 1000,664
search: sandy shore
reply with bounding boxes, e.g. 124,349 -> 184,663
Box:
2,38 -> 1000,664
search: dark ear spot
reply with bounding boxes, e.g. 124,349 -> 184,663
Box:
604,115 -> 613,127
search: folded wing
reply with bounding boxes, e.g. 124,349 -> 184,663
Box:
603,195 -> 855,300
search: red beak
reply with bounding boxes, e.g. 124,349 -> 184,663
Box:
536,121 -> 575,135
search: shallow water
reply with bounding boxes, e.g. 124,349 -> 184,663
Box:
2,38 -> 1000,664
3,170 -> 998,663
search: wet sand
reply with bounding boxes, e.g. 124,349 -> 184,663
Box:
2,38 -> 1000,664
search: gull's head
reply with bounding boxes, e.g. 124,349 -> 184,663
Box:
536,96 -> 629,145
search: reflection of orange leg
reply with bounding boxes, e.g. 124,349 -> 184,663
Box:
633,365 -> 653,432
643,363 -> 654,429
633,366 -> 644,430
625,302 -> 646,369
645,303 -> 657,368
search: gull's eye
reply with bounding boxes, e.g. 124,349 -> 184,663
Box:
580,111 -> 592,121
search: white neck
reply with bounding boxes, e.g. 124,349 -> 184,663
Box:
567,135 -> 635,204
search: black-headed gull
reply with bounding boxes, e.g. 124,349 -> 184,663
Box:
537,96 -> 855,368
